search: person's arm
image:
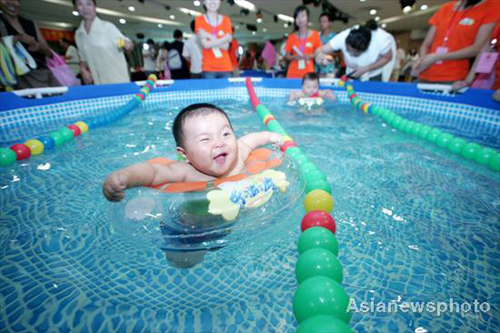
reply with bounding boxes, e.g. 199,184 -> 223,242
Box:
411,25 -> 436,75
239,131 -> 284,150
288,90 -> 303,102
451,38 -> 491,90
32,23 -> 53,58
103,162 -> 187,202
80,61 -> 93,84
350,49 -> 393,78
418,23 -> 495,73
197,29 -> 231,49
314,43 -> 335,65
319,89 -> 336,101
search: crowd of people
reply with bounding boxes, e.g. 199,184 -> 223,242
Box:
0,0 -> 499,99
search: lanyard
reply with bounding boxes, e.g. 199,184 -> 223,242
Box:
298,29 -> 308,53
443,3 -> 472,46
205,14 -> 219,37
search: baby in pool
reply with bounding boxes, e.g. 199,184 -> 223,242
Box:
288,72 -> 336,103
103,103 -> 283,268
103,103 -> 283,202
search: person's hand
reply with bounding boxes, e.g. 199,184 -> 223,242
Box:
269,133 -> 284,147
103,172 -> 129,202
493,89 -> 500,102
81,68 -> 93,85
17,34 -> 40,52
350,66 -> 368,79
416,53 -> 439,73
123,39 -> 133,51
315,52 -> 331,66
410,58 -> 423,77
451,80 -> 469,91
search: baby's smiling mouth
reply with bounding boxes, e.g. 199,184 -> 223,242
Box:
213,152 -> 228,165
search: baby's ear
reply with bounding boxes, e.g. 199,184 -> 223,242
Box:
176,146 -> 188,162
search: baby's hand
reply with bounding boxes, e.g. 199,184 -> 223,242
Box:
269,133 -> 284,147
103,172 -> 129,202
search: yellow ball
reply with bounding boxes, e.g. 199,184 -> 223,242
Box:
25,139 -> 44,155
338,80 -> 345,88
75,121 -> 88,133
303,189 -> 334,213
283,135 -> 293,142
263,114 -> 273,123
362,103 -> 370,114
148,74 -> 158,82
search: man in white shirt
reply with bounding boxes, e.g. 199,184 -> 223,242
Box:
142,39 -> 157,78
182,20 -> 203,78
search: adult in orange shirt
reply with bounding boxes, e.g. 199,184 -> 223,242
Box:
285,5 -> 321,79
413,0 -> 498,83
195,0 -> 233,79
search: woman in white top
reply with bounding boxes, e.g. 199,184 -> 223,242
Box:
73,0 -> 133,85
316,20 -> 396,81
403,48 -> 419,82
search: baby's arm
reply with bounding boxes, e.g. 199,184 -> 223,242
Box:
319,89 -> 337,101
239,131 -> 284,150
103,162 -> 186,202
289,90 -> 304,102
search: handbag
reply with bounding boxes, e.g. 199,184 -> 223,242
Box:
46,51 -> 80,86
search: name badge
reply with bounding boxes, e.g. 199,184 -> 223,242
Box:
298,59 -> 305,70
475,52 -> 498,73
435,46 -> 448,65
213,47 -> 222,58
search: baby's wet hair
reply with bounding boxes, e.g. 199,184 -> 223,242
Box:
302,72 -> 320,85
173,103 -> 232,148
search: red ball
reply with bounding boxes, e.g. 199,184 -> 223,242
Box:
10,143 -> 31,160
280,141 -> 297,152
341,75 -> 348,81
301,210 -> 336,234
67,124 -> 81,137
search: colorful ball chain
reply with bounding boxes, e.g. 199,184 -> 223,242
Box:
0,75 -> 158,167
339,77 -> 500,172
245,78 -> 353,332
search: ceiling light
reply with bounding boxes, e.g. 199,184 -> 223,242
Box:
193,0 -> 201,6
285,33 -> 289,37
128,6 -> 135,12
72,10 -> 79,16
420,4 -> 428,10
235,25 -> 240,29
375,16 -> 380,21
359,0 -> 366,2
277,14 -> 294,22
158,24 -> 163,28
119,18 -> 126,24
369,9 -> 377,15
169,15 -> 175,19
403,6 -> 412,13
381,23 -> 387,28
400,0 -> 416,12
234,0 -> 256,12
178,7 -> 202,16
256,18 -> 262,23
252,31 -> 256,35
263,28 -> 267,32
284,23 -> 288,28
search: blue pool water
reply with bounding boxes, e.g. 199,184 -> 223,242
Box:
1,95 -> 499,332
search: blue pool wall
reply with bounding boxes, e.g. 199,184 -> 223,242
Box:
0,79 -> 499,146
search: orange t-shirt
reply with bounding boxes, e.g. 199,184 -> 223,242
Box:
492,25 -> 500,89
420,0 -> 500,82
285,30 -> 321,78
195,15 -> 233,72
229,38 -> 240,68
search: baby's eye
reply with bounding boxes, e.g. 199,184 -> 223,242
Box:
199,138 -> 209,142
223,132 -> 232,137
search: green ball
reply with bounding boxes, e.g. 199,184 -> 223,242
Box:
385,113 -> 396,124
305,171 -> 327,183
293,276 -> 351,324
0,147 -> 17,166
301,162 -> 318,174
297,315 -> 353,333
436,133 -> 453,148
447,138 -> 466,154
475,147 -> 495,165
426,128 -> 442,144
48,131 -> 65,146
295,154 -> 310,165
488,152 -> 500,171
305,178 -> 332,194
371,106 -> 380,116
402,121 -> 415,134
391,116 -> 403,128
418,125 -> 432,140
461,142 -> 481,160
58,127 -> 74,142
286,147 -> 301,158
298,227 -> 339,256
397,119 -> 408,131
410,123 -> 423,137
296,248 -> 343,284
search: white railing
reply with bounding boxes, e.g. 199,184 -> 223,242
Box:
12,86 -> 68,99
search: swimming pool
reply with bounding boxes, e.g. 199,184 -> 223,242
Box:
1,79 -> 499,332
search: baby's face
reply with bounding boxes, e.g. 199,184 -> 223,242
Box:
180,112 -> 238,177
302,79 -> 319,96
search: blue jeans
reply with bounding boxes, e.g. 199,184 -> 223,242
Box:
202,71 -> 233,79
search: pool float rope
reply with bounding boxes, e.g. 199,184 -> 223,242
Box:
0,74 -> 158,167
339,76 -> 500,172
245,77 -> 353,332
